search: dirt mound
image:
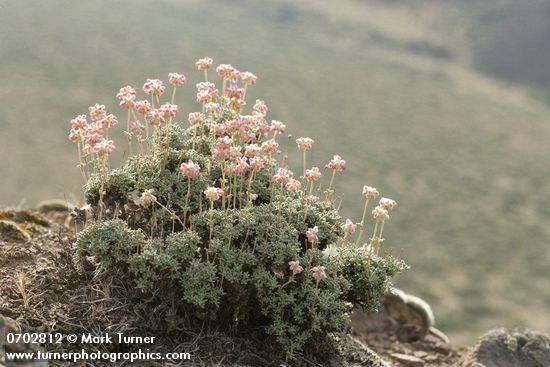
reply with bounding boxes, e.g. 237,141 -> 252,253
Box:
1,207 -> 548,367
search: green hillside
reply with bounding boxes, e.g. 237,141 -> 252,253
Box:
0,0 -> 549,344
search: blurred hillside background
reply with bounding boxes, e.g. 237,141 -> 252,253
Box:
1,0 -> 549,345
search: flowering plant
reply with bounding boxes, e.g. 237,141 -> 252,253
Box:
73,57 -> 407,359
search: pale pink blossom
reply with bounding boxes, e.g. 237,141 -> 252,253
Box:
209,122 -> 226,136
129,120 -> 145,135
70,115 -> 87,132
270,120 -> 286,134
296,137 -> 314,151
97,114 -> 118,129
306,226 -> 320,244
68,128 -> 82,142
119,95 -> 135,109
195,57 -> 213,70
372,205 -> 390,221
240,71 -> 257,85
204,102 -> 220,115
89,104 -> 106,122
261,138 -> 279,154
304,167 -> 322,182
249,156 -> 266,170
224,85 -> 245,100
379,197 -> 397,210
116,86 -> 136,108
362,186 -> 379,199
234,156 -> 250,176
146,109 -> 166,126
285,178 -> 302,193
116,86 -> 137,100
168,72 -> 186,86
288,260 -> 304,275
134,100 -> 152,116
273,168 -> 293,185
188,112 -> 204,126
326,155 -> 347,172
244,144 -> 261,157
139,189 -> 156,206
142,78 -> 165,96
341,219 -> 356,235
180,160 -> 201,178
312,266 -> 327,281
204,186 -> 224,201
252,99 -> 268,117
159,103 -> 179,119
216,64 -> 240,82
196,82 -> 218,103
92,139 -> 116,157
247,192 -> 258,201
229,146 -> 243,158
210,137 -> 233,161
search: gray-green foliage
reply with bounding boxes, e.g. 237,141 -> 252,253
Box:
77,112 -> 406,360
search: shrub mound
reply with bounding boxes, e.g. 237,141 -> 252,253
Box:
70,58 -> 407,360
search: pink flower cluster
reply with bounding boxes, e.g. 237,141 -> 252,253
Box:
68,106 -> 117,158
180,160 -> 201,178
204,186 -> 225,202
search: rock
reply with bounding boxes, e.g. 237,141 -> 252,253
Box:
457,328 -> 550,367
391,352 -> 425,366
352,288 -> 439,343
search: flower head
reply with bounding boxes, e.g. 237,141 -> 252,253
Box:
362,186 -> 379,199
146,109 -> 166,126
270,120 -> 286,134
188,112 -> 204,126
326,155 -> 347,172
159,103 -> 179,119
252,99 -> 268,117
249,156 -> 266,171
341,219 -> 356,235
129,120 -> 145,135
285,178 -> 301,193
89,104 -> 106,122
261,138 -> 279,154
134,100 -> 152,116
379,197 -> 397,210
273,168 -> 293,185
312,266 -> 327,282
142,78 -> 165,96
168,73 -> 186,86
97,114 -> 118,129
196,57 -> 213,70
180,160 -> 201,178
216,64 -> 240,82
372,205 -> 390,221
204,186 -> 225,202
70,115 -> 87,132
139,189 -> 156,206
288,260 -> 304,275
240,71 -> 257,85
306,226 -> 320,244
304,167 -> 322,182
92,139 -> 116,157
116,86 -> 136,108
296,137 -> 314,151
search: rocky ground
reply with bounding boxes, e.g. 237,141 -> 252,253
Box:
0,205 -> 548,367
